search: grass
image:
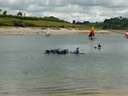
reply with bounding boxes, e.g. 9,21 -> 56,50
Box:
0,15 -> 95,30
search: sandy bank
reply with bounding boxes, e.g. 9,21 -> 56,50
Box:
0,27 -> 123,36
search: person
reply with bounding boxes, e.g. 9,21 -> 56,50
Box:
94,46 -> 97,49
88,26 -> 95,40
75,47 -> 80,54
98,43 -> 102,49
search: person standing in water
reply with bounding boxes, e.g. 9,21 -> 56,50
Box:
98,43 -> 102,49
76,47 -> 80,54
88,26 -> 95,40
73,47 -> 80,54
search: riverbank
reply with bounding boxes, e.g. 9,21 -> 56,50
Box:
0,27 -> 124,36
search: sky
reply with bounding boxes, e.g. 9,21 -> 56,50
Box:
0,0 -> 128,22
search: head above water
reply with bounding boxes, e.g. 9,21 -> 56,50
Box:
76,47 -> 80,50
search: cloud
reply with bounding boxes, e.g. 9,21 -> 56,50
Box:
0,0 -> 128,22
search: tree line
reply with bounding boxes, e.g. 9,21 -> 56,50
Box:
103,17 -> 128,29
72,17 -> 128,30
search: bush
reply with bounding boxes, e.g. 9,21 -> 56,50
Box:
13,20 -> 25,27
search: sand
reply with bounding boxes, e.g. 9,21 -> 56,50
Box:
0,27 -> 124,36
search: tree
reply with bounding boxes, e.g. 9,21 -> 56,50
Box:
103,17 -> 128,29
3,10 -> 7,15
0,9 -> 2,14
73,20 -> 76,24
83,21 -> 90,24
17,12 -> 22,16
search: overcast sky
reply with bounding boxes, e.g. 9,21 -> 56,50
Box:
0,0 -> 128,22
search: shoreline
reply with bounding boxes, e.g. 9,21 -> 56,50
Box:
0,27 -> 125,36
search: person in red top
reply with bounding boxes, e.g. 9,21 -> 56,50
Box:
88,26 -> 95,40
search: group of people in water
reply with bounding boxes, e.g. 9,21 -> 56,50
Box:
44,47 -> 81,55
44,43 -> 102,55
44,27 -> 102,55
45,49 -> 69,55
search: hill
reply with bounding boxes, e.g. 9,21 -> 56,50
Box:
0,15 -> 91,29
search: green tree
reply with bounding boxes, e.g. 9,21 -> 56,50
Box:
3,10 -> 7,15
103,17 -> 128,29
17,12 -> 22,16
0,9 -> 2,14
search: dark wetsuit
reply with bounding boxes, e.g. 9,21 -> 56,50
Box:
76,48 -> 80,54
98,44 -> 102,49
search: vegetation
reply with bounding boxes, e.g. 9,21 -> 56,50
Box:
3,10 -> 7,15
0,8 -> 96,29
103,17 -> 128,30
1,9 -> 128,30
17,12 -> 23,16
74,17 -> 128,30
0,9 -> 2,14
0,14 -> 92,29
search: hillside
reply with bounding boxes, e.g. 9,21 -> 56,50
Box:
0,15 -> 91,29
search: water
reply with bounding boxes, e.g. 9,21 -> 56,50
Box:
0,35 -> 128,96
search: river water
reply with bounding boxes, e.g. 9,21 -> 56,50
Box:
0,35 -> 128,96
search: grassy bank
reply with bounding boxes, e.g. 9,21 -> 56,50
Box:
0,15 -> 93,30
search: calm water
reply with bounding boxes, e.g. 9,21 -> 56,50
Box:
0,34 -> 128,96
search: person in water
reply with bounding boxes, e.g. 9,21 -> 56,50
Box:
94,43 -> 102,50
98,43 -> 102,49
88,26 -> 95,40
75,47 -> 80,54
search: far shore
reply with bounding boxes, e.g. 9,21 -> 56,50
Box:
0,27 -> 125,36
